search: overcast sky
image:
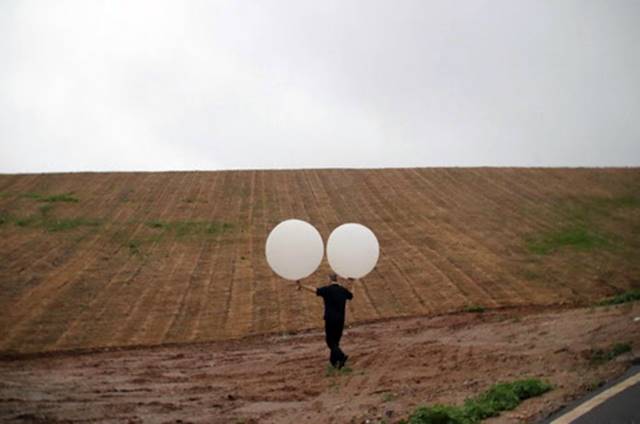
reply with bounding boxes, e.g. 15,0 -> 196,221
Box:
1,1 -> 639,173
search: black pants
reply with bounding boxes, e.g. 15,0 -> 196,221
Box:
324,317 -> 346,366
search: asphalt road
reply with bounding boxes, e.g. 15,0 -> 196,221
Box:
545,365 -> 640,424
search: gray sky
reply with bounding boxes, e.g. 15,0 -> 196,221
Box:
1,0 -> 639,173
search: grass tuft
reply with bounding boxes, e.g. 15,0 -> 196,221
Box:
24,192 -> 79,203
526,226 -> 607,255
402,379 -> 552,424
44,218 -> 100,232
588,195 -> 640,210
611,342 -> 632,356
597,290 -> 640,306
463,305 -> 486,313
128,240 -> 141,255
325,365 -> 353,377
407,405 -> 467,424
146,220 -> 233,238
12,213 -> 100,232
15,217 -> 38,227
590,342 -> 632,365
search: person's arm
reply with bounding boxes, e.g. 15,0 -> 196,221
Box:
340,277 -> 356,299
345,287 -> 354,300
296,280 -> 317,294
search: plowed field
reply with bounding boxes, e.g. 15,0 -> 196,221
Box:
0,168 -> 639,354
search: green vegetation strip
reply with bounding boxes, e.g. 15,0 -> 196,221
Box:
16,216 -> 100,232
579,195 -> 640,211
526,226 -> 608,255
598,290 -> 640,306
590,342 -> 632,365
402,379 -> 552,424
325,365 -> 353,377
7,200 -> 99,232
463,305 -> 486,313
524,194 -> 640,255
24,192 -> 79,203
146,220 -> 233,237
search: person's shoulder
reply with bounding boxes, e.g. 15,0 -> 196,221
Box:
316,284 -> 330,296
343,286 -> 353,298
335,284 -> 352,295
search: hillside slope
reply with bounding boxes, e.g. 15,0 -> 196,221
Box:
0,168 -> 639,354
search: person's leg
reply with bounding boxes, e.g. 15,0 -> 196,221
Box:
325,320 -> 339,367
335,319 -> 344,347
326,319 -> 346,367
334,319 -> 347,368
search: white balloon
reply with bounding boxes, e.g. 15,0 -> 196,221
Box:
265,219 -> 324,281
327,223 -> 379,279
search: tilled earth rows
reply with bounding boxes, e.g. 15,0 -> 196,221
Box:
0,168 -> 638,354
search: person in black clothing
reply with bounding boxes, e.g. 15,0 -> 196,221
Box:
298,273 -> 353,368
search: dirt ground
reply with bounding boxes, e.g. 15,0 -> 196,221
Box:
2,169 -> 639,354
1,303 -> 638,424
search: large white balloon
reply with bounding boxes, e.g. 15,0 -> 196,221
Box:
327,223 -> 379,279
265,219 -> 324,281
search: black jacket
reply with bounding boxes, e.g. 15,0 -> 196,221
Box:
316,283 -> 353,321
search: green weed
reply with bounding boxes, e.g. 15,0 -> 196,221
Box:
586,380 -> 605,391
597,290 -> 640,306
586,195 -> 640,211
402,378 -> 552,424
325,365 -> 353,377
128,240 -> 141,255
590,342 -> 632,365
561,195 -> 640,223
464,305 -> 486,313
524,194 -> 639,255
146,220 -> 233,238
15,216 -> 38,227
208,222 -> 234,234
612,343 -> 632,356
526,226 -> 607,255
13,212 -> 100,232
24,192 -> 79,203
406,404 -> 467,424
44,218 -> 100,232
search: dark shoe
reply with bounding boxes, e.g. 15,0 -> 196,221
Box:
337,355 -> 349,369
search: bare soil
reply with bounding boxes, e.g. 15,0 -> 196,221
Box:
1,169 -> 639,354
1,303 -> 639,423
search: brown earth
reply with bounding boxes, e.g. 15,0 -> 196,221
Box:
0,168 -> 639,355
1,303 -> 639,423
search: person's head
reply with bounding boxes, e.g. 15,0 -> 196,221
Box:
329,273 -> 338,283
